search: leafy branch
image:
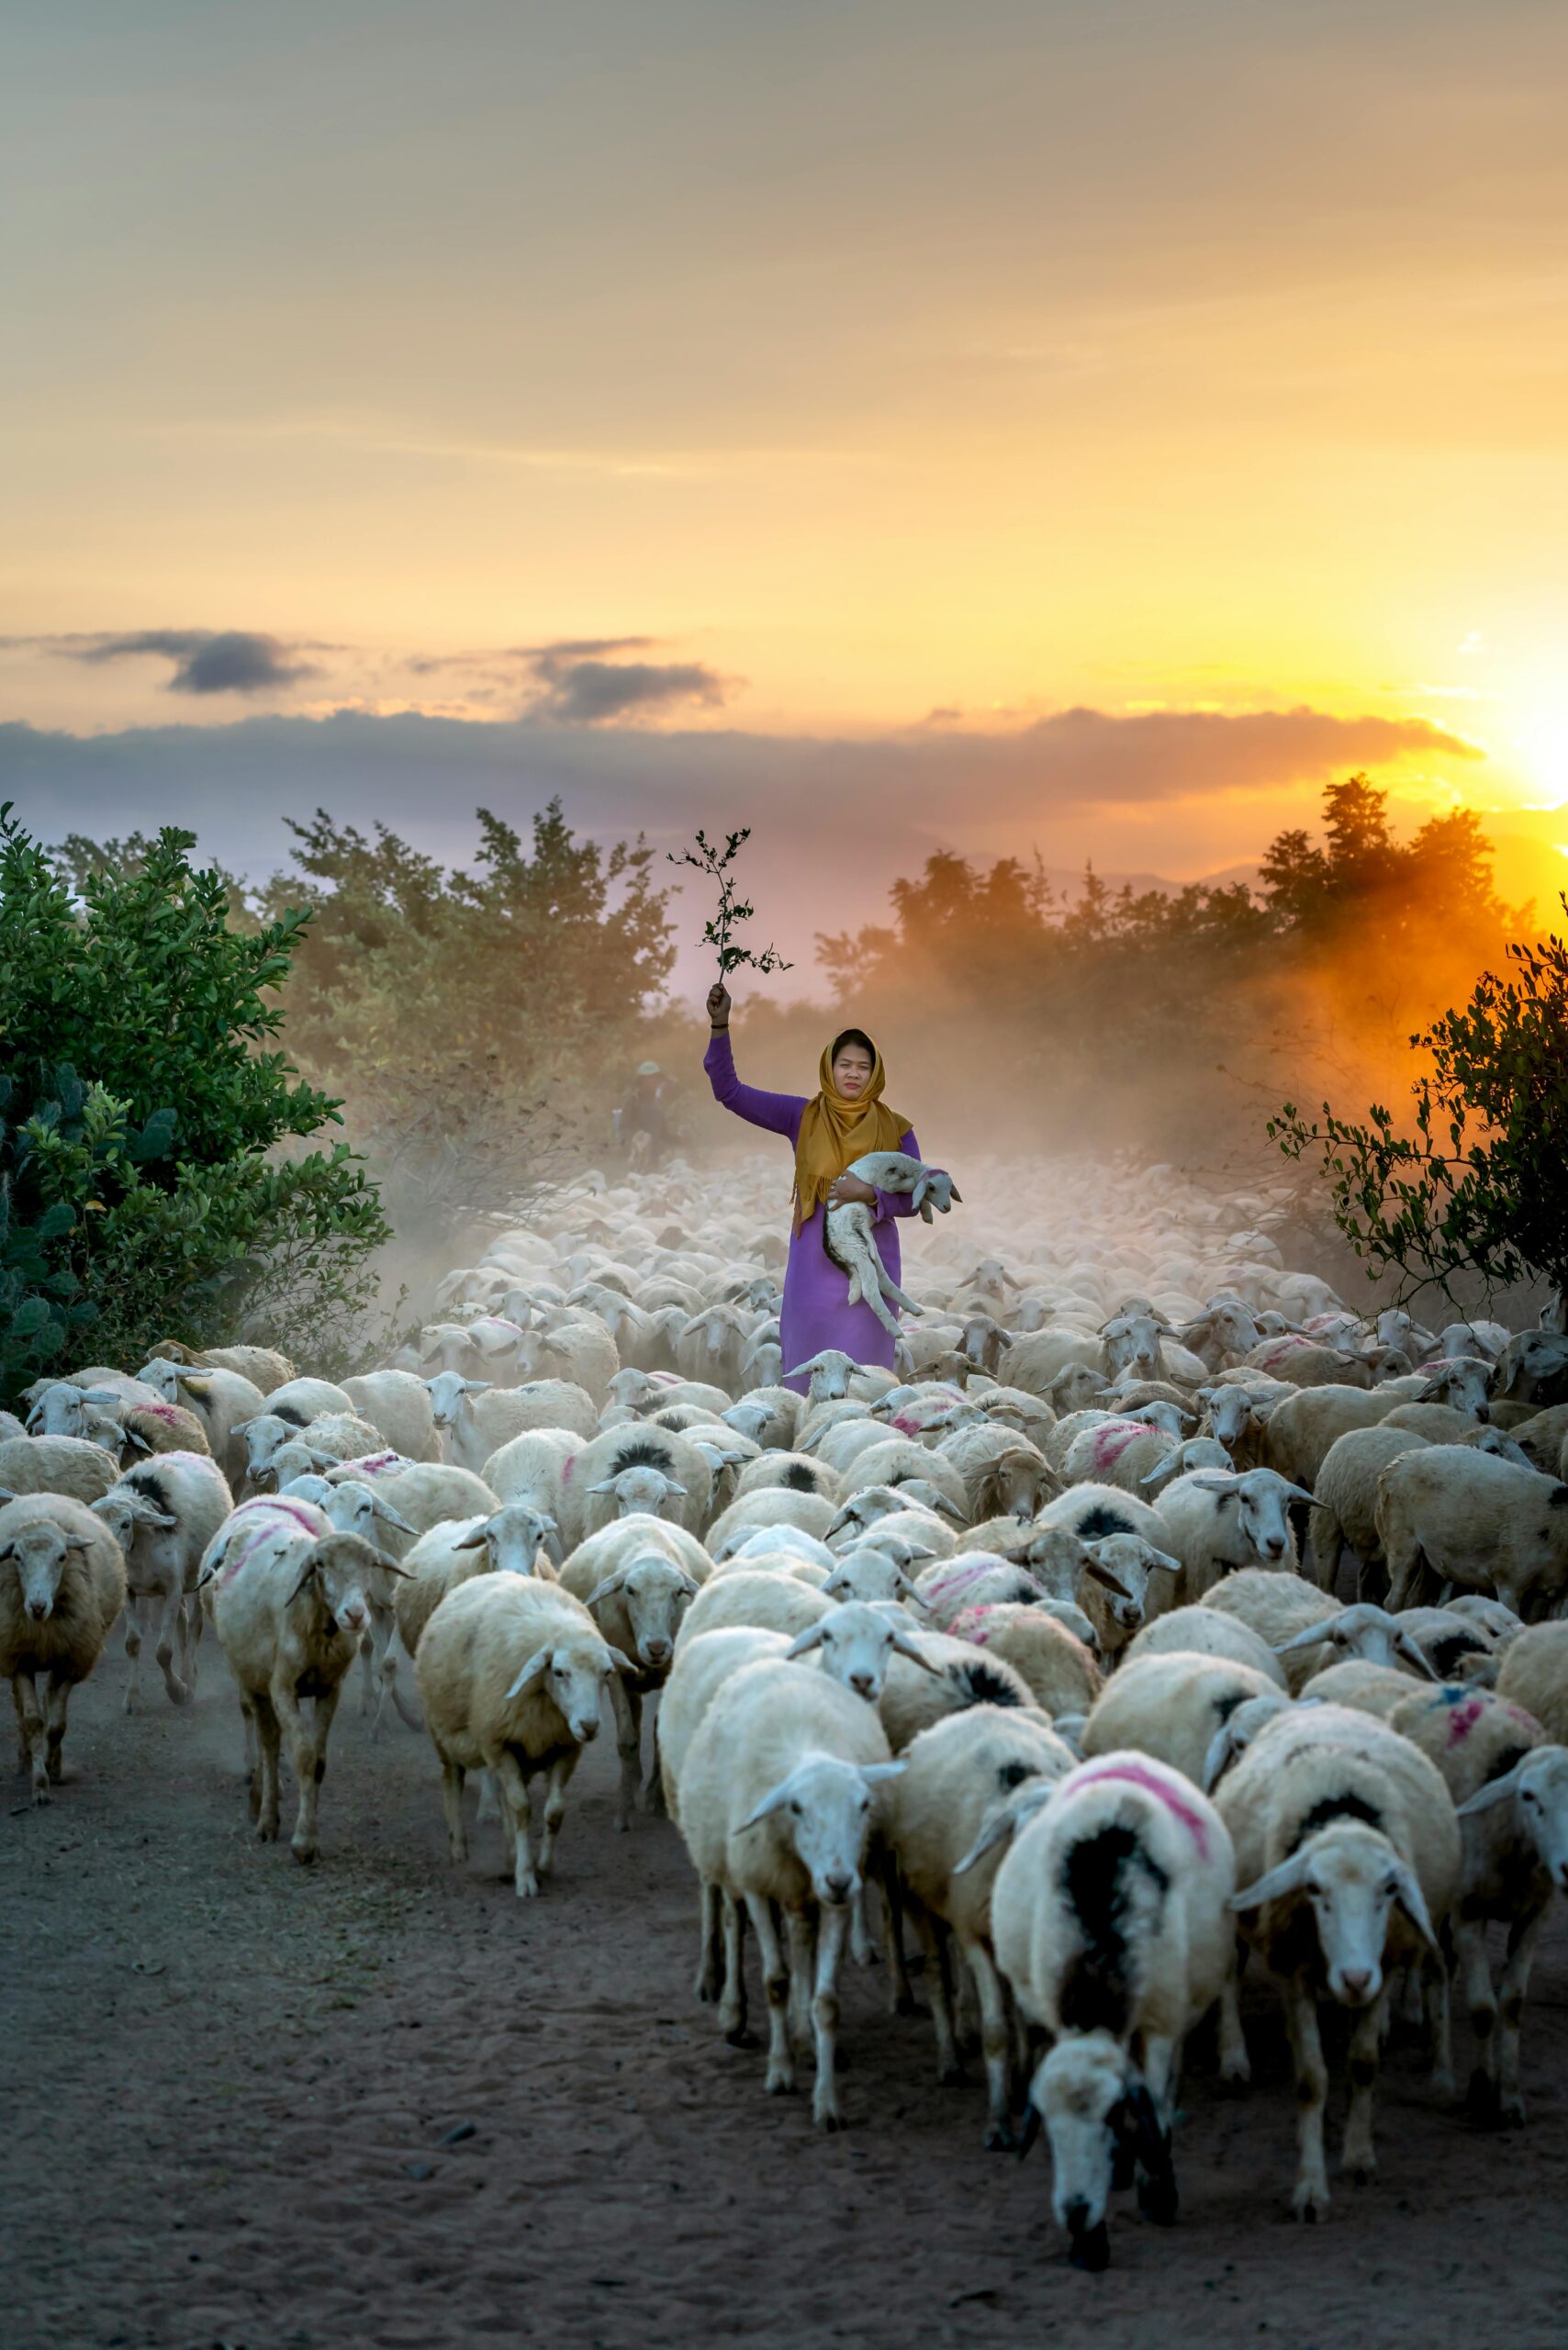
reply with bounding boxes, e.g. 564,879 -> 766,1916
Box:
667,827 -> 792,979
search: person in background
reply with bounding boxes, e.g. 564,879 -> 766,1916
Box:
616,1059 -> 670,1168
703,979 -> 939,1392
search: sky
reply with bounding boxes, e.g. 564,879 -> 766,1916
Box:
5,0 -> 1567,982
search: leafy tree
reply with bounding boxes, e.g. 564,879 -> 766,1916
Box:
1271,902 -> 1568,1300
0,806 -> 389,1392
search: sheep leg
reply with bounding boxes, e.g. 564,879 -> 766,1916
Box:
606,1674 -> 641,1832
11,1673 -> 29,1774
1218,1953 -> 1251,2087
849,1882 -> 879,1968
476,1768 -> 499,1822
783,1908 -> 815,2054
644,1703 -> 668,1817
1305,1508 -> 1341,1594
178,1591 -> 201,1690
1284,1983 -> 1331,2220
695,1880 -> 722,2003
16,1674 -> 49,1801
493,1750 -> 540,1898
879,1852 -> 916,2015
874,1265 -> 924,1318
811,1903 -> 851,2131
439,1757 -> 468,1863
252,1694 -> 282,1841
966,1939 -> 1015,2150
41,1673 -> 73,1785
155,1583 -> 190,1706
718,1894 -> 750,2044
357,1628 -> 375,1718
745,1893 -> 794,2091
536,1751 -> 577,1876
122,1595 -> 145,1712
1341,1990 -> 1388,2185
1496,1903 -> 1548,2126
1137,2034 -> 1181,2224
274,1677 -> 334,1863
1383,1539 -> 1423,1615
911,1905 -> 962,2083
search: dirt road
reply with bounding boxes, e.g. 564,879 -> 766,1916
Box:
5,1644 -> 1566,2350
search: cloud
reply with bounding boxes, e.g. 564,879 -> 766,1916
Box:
0,700 -> 1484,989
513,635 -> 658,661
526,653 -> 733,724
12,629 -> 320,695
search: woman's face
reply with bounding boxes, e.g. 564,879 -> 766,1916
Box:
832,1042 -> 874,1100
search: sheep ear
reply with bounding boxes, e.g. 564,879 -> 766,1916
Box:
890,1623 -> 941,1672
738,1772 -> 801,1832
604,1646 -> 637,1674
1390,1860 -> 1439,1953
861,1761 -> 908,1787
177,1373 -> 212,1397
1230,1852 -> 1313,1911
677,1570 -> 701,1596
374,1500 -> 417,1533
286,1559 -> 320,1604
929,1493 -> 964,1521
126,1429 -> 153,1453
953,1787 -> 1047,1874
1280,1482 -> 1316,1505
784,1621 -> 829,1658
587,1478 -> 621,1495
585,1571 -> 627,1606
375,1555 -> 415,1579
947,1183 -> 963,1204
503,1650 -> 551,1702
1457,1765 -> 1526,1817
453,1525 -> 489,1550
1272,1620 -> 1336,1656
1395,1630 -> 1440,1679
463,1378 -> 492,1393
662,1480 -> 688,1497
1081,1557 -> 1133,1601
1202,1726 -> 1239,1791
1146,1550 -> 1183,1576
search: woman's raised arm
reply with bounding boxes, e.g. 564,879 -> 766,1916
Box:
703,983 -> 807,1141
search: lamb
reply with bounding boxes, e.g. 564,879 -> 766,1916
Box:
0,1434 -> 119,1505
1081,1651 -> 1282,1789
1123,1604 -> 1289,1689
1375,1449 -> 1568,1620
1496,1622 -> 1568,1742
1421,1701 -> 1568,2122
557,1546 -> 704,1827
980,1753 -> 1237,2268
1154,1468 -> 1312,1602
1217,1706 -> 1461,2218
0,1494 -> 127,1800
393,1504 -> 557,1659
91,1452 -> 232,1709
207,1524 -> 386,1862
426,1372 -> 598,1468
678,1655 -> 904,2126
822,1150 -> 960,1337
416,1574 -> 628,1897
886,1706 -> 1078,2141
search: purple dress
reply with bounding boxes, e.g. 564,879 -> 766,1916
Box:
704,1031 -> 923,1392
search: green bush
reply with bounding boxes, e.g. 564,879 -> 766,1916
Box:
0,805 -> 391,1397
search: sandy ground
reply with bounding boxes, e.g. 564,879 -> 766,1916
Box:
6,1639 -> 1568,2350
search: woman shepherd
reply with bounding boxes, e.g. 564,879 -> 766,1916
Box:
703,979 -> 941,1394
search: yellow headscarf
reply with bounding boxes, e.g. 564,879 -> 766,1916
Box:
792,1033 -> 909,1229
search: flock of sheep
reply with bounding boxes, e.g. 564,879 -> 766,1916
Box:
6,1148 -> 1568,2271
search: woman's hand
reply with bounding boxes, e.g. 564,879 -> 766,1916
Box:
706,979 -> 732,1029
829,1173 -> 879,1207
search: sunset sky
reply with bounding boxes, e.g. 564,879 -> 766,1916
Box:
5,0 -> 1567,977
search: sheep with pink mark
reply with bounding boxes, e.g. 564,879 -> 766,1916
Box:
91,1450 -> 232,1710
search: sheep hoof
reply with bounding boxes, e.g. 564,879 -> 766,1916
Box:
257,1818 -> 279,1843
291,1840 -> 318,1866
1292,2183 -> 1329,2223
814,2106 -> 842,2132
724,2024 -> 756,2049
1344,2161 -> 1374,2188
984,2121 -> 1017,2153
938,2062 -> 967,2088
893,1990 -> 919,2018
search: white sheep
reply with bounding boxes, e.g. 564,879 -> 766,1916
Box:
557,1545 -> 703,1827
138,1361 -> 268,1483
91,1451 -> 232,1708
1376,1448 -> 1568,1620
426,1371 -> 598,1469
821,1150 -> 960,1337
1081,1650 -> 1282,1788
1217,1706 -> 1461,2218
678,1655 -> 904,2126
393,1503 -> 555,1661
1496,1621 -> 1568,1740
980,1752 -> 1237,2268
678,1569 -> 835,1648
0,1494 -> 127,1800
339,1368 -> 442,1461
945,1602 -> 1103,1718
416,1573 -> 629,1897
1123,1605 -> 1290,1689
1155,1466 -> 1313,1600
0,1434 -> 120,1507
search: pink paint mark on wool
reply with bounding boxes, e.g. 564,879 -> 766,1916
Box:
140,1402 -> 181,1426
1072,1758 -> 1212,1859
217,1495 -> 323,1587
1090,1423 -> 1147,1471
951,1606 -> 995,1646
562,1455 -> 577,1485
925,1560 -> 989,1606
891,1414 -> 922,1438
1446,1695 -> 1486,1748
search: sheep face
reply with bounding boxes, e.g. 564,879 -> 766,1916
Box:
1462,1748 -> 1568,1895
820,1551 -> 919,1606
320,1478 -> 416,1549
1233,1823 -> 1434,2008
786,1603 -> 935,1703
1081,1536 -> 1182,1635
1025,2035 -> 1168,2269
603,1558 -> 696,1669
738,1755 -> 902,1908
93,1486 -> 177,1553
592,1464 -> 685,1519
292,1534 -> 376,1639
424,1371 -> 488,1427
505,1641 -> 613,1744
1277,1604 -> 1435,1679
0,1521 -> 92,1618
1202,1693 -> 1291,1790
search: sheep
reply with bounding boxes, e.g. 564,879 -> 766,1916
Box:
416,1573 -> 629,1897
120,1399 -> 212,1461
1123,1604 -> 1290,1689
26,1380 -> 141,1444
479,1427 -> 577,1553
1244,1336 -> 1372,1391
151,1338 -> 296,1390
818,1548 -> 927,1607
732,1449 -> 843,1505
828,1487 -> 959,1551
886,1706 -> 1078,2140
708,1488 -> 839,1560
946,1604 -> 1103,1718
981,1753 -> 1237,2267
820,1149 -> 960,1336
934,1422 -> 1059,1521
678,1656 -> 904,2126
1305,1426 -> 1433,1595
1376,1449 -> 1568,1620
1217,1707 -> 1461,2218
514,1315 -> 621,1405
557,1546 -> 705,1826
375,1461 -> 502,1550
334,1370 -> 442,1462
1496,1622 -> 1568,1742
1033,1482 -> 1172,1557
1271,1601 -> 1441,1688
207,1525 -> 386,1862
1505,1402 -> 1568,1474
393,1504 -> 557,1659
878,1630 -> 1036,1752
261,1376 -> 356,1425
658,1626 -> 790,1834
0,1435 -> 118,1505
1381,1400 -> 1483,1444
1138,1436 -> 1233,1496
1200,1568 -> 1346,1690
427,1371 -> 598,1468
1154,1468 -> 1312,1602
678,1569 -> 834,1649
1081,1651 -> 1282,1789
555,1424 -> 713,1548
0,1494 -> 126,1800
139,1360 -> 267,1483
90,1452 -> 232,1708
1261,1384 -> 1394,1490
1061,1416 -> 1193,1497
834,1438 -> 968,1519
1495,1328 -> 1568,1407
1419,1702 -> 1568,2122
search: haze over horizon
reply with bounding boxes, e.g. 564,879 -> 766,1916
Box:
7,1 -> 1568,968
